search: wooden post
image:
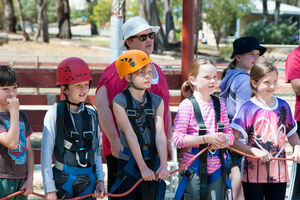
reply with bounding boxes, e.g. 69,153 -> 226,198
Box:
181,0 -> 194,98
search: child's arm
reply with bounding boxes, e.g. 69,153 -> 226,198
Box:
154,101 -> 169,180
0,97 -> 19,149
21,137 -> 34,196
41,106 -> 58,199
167,107 -> 173,161
95,86 -> 121,158
287,133 -> 300,163
232,129 -> 271,163
112,102 -> 155,181
93,125 -> 105,198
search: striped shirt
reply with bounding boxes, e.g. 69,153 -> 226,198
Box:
172,98 -> 234,174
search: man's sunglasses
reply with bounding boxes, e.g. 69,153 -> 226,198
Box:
131,32 -> 155,42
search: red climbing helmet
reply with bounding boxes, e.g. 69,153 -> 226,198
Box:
56,57 -> 92,86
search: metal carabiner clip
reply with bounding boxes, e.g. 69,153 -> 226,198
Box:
76,148 -> 88,167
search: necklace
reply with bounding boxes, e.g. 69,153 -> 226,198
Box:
255,96 -> 275,107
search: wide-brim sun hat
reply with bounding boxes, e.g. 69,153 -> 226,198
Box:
231,36 -> 267,59
120,16 -> 160,50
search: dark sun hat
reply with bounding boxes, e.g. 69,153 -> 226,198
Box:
231,36 -> 266,59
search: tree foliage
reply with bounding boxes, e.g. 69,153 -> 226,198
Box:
203,0 -> 252,48
47,0 -> 56,23
14,0 -> 37,23
243,18 -> 299,44
90,0 -> 111,27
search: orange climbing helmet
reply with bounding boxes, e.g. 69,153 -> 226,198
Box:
116,50 -> 152,79
56,57 -> 92,86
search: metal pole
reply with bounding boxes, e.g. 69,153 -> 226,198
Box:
110,15 -> 123,63
110,0 -> 124,63
181,0 -> 195,95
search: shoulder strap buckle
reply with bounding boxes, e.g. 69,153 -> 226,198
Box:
198,124 -> 206,131
70,131 -> 80,141
83,131 -> 93,141
217,122 -> 224,132
126,109 -> 137,117
144,109 -> 154,116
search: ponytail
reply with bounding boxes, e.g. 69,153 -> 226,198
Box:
181,80 -> 194,98
221,60 -> 236,80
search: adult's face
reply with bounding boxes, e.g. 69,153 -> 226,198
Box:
125,28 -> 154,56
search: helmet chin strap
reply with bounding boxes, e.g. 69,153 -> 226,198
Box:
129,82 -> 145,90
65,97 -> 82,107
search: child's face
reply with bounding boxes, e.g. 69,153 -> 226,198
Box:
235,50 -> 260,71
0,85 -> 17,110
128,64 -> 153,89
251,71 -> 278,97
190,64 -> 217,95
64,81 -> 90,104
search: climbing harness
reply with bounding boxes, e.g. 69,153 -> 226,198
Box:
175,95 -> 232,200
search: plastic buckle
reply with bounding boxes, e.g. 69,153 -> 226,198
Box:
83,131 -> 93,141
217,122 -> 224,132
116,170 -> 127,181
70,131 -> 80,140
126,109 -> 137,117
181,167 -> 195,179
144,109 -> 154,116
198,124 -> 206,131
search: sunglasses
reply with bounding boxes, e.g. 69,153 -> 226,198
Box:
131,32 -> 155,41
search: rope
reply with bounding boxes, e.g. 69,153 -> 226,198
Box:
0,146 -> 295,200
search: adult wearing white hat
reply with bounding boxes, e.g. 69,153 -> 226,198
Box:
95,16 -> 172,199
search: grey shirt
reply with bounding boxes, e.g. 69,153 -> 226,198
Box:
113,91 -> 162,152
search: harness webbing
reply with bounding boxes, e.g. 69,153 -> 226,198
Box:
122,89 -> 157,200
188,95 -> 225,200
55,101 -> 93,167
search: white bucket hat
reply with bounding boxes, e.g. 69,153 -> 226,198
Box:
120,16 -> 160,50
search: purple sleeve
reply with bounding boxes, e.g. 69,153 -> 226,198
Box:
172,100 -> 193,147
234,75 -> 252,111
220,100 -> 234,145
231,102 -> 249,140
283,100 -> 297,137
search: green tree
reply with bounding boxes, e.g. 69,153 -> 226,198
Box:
90,0 -> 111,27
243,18 -> 299,44
203,0 -> 252,48
126,0 -> 138,19
47,0 -> 56,23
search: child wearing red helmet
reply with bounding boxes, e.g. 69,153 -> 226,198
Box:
41,57 -> 105,200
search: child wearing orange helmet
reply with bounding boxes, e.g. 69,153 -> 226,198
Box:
41,57 -> 105,200
111,50 -> 169,200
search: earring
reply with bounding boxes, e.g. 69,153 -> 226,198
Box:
254,87 -> 256,90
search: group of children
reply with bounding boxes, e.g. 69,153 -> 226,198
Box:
1,36 -> 300,200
